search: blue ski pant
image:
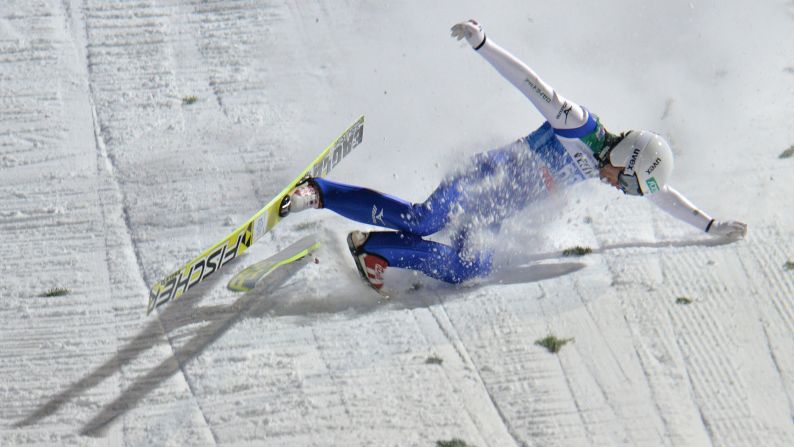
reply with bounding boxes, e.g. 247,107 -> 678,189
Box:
313,132 -> 552,284
314,177 -> 491,284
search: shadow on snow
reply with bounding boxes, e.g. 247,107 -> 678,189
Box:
14,234 -> 736,436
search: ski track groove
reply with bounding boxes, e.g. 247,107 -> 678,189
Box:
447,285 -> 597,445
605,212 -> 792,445
536,284 -> 596,446
661,255 -> 735,444
620,311 -> 677,447
659,243 -> 788,445
569,279 -> 668,446
190,0 -> 282,120
759,323 -> 793,422
634,282 -> 714,447
589,253 -> 674,447
415,305 -> 496,447
77,1 -> 334,441
594,213 -> 717,446
665,305 -> 718,447
80,0 -> 218,443
0,2 -> 123,441
744,229 -> 794,332
309,326 -> 355,431
735,229 -> 794,428
427,295 -> 524,447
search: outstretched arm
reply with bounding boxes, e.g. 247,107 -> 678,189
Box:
451,20 -> 587,130
647,185 -> 747,238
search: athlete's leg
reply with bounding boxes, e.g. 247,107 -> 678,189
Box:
313,138 -> 546,237
360,231 -> 492,284
313,178 -> 462,236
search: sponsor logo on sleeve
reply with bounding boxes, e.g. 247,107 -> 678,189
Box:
556,102 -> 573,124
524,78 -> 552,103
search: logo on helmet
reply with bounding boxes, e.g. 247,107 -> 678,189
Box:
626,147 -> 641,171
646,177 -> 660,193
645,157 -> 662,175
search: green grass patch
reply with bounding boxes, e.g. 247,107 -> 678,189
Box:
436,439 -> 474,447
779,145 -> 794,159
425,355 -> 443,365
562,246 -> 593,257
784,260 -> 794,271
675,296 -> 693,305
182,95 -> 198,105
40,287 -> 70,297
535,335 -> 574,354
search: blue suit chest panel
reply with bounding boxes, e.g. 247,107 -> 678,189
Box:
524,122 -> 588,188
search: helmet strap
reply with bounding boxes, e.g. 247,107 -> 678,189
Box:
598,130 -> 627,167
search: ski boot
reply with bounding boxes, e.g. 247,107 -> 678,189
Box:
347,231 -> 390,296
279,179 -> 322,217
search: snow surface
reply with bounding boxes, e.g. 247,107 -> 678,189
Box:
1,0 -> 793,445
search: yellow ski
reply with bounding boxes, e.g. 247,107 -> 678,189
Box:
147,116 -> 364,314
227,236 -> 320,292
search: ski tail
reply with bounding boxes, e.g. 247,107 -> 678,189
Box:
227,236 -> 320,292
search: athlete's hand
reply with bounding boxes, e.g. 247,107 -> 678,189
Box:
451,20 -> 486,50
707,220 -> 747,239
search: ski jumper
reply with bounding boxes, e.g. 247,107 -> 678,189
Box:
315,38 -> 715,284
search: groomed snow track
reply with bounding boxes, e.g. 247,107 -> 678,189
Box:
1,1 -> 793,446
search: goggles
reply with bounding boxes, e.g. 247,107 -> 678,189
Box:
617,171 -> 643,196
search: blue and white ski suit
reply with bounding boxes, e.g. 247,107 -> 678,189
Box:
315,38 -> 714,284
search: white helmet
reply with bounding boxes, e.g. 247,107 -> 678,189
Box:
608,130 -> 674,195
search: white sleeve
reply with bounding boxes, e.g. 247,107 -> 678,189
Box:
476,38 -> 587,130
646,185 -> 713,232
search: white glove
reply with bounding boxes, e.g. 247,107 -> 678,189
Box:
706,219 -> 747,238
451,19 -> 486,50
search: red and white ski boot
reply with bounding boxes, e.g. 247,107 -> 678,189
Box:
347,231 -> 390,296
